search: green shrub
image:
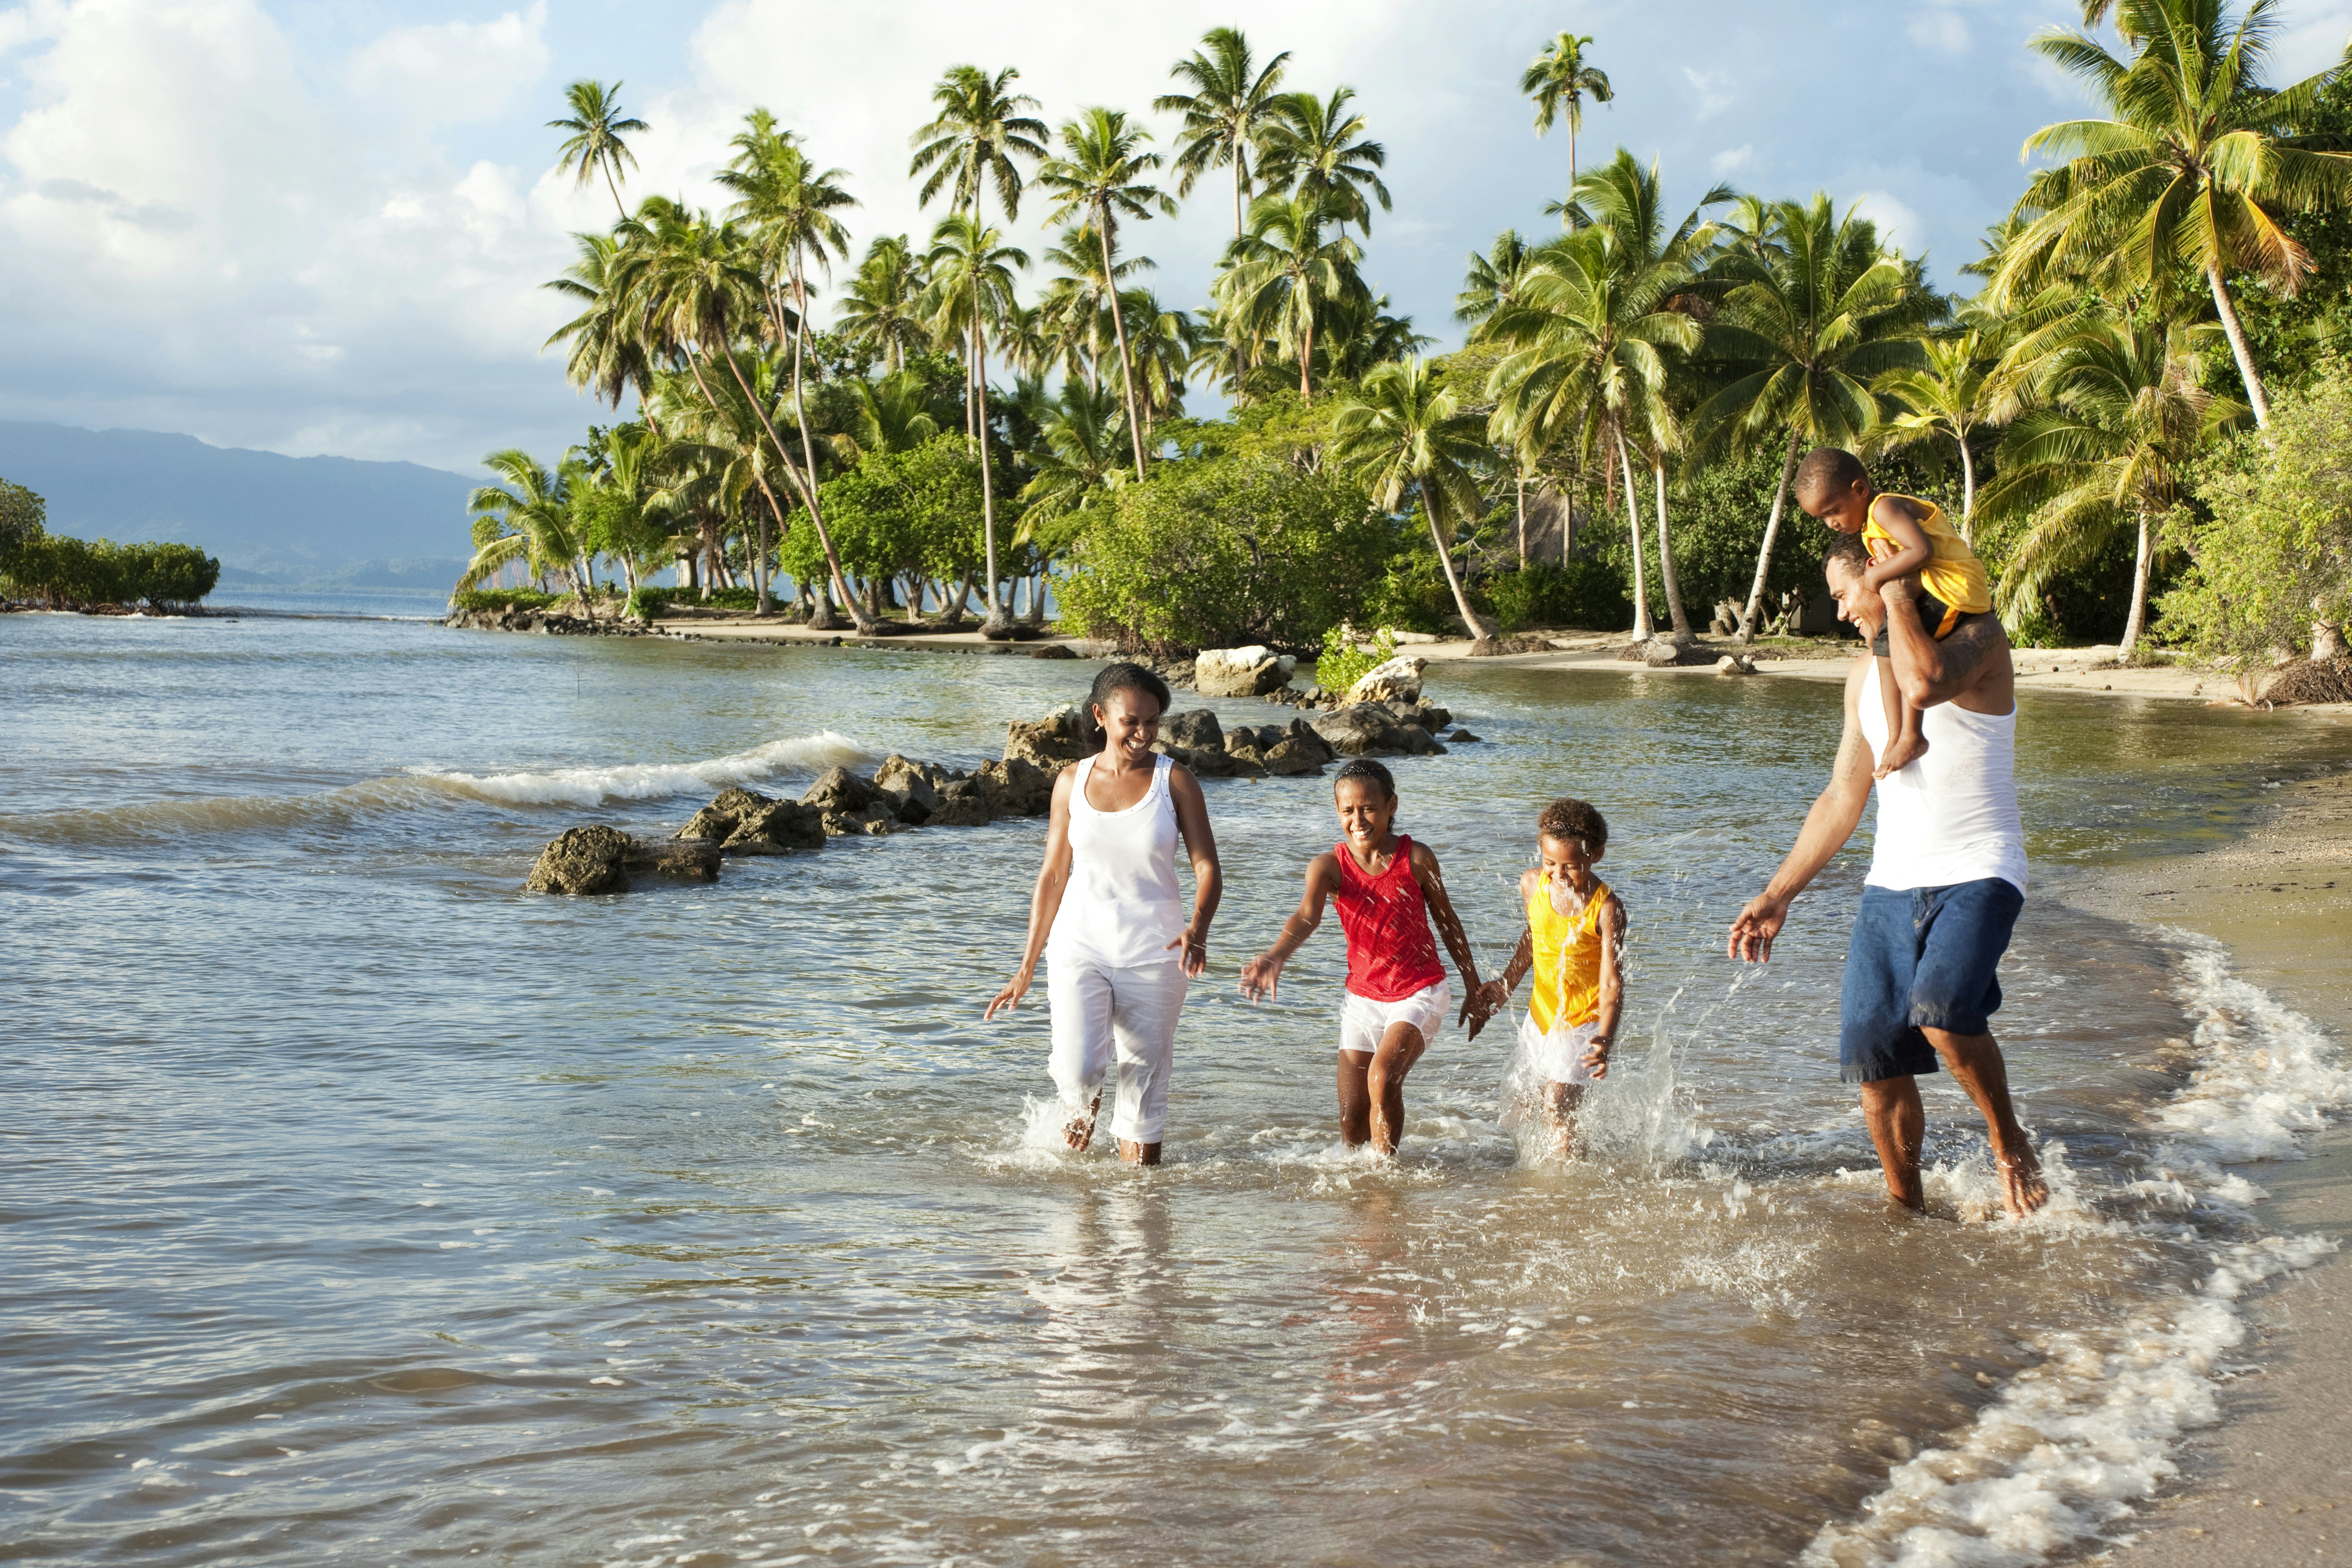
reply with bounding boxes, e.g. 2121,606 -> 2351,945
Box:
627,585 -> 762,617
0,526 -> 219,609
1314,625 -> 1396,693
450,588 -> 560,613
1059,453 -> 1393,654
1359,534 -> 1462,635
1483,559 -> 1632,631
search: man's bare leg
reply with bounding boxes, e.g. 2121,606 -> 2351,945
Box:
1064,1091 -> 1100,1153
1858,1075 -> 1926,1210
1923,1027 -> 2048,1217
1116,1139 -> 1162,1166
1545,1081 -> 1588,1159
1336,1051 -> 1373,1148
1366,1022 -> 1429,1157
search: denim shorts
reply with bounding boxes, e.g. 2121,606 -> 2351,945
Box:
1839,878 -> 2024,1083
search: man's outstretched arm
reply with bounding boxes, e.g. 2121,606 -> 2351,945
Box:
1728,662 -> 1876,962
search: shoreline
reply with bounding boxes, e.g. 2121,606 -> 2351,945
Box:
2056,769 -> 2352,1563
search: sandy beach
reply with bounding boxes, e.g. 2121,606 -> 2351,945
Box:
2060,769 -> 2352,1563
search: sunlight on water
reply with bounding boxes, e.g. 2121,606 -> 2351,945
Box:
4,611 -> 2350,1566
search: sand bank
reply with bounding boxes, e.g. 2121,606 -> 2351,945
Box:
2062,769 -> 2352,1564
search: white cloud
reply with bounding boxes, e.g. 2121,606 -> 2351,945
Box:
1711,143 -> 1754,177
1849,189 -> 1923,250
350,2 -> 550,129
1907,9 -> 1971,56
1681,65 -> 1735,124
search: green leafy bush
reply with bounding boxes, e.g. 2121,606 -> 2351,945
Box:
450,589 -> 561,613
1483,559 -> 1632,631
1314,626 -> 1396,693
627,585 -> 762,617
1059,453 -> 1393,654
1,521 -> 221,610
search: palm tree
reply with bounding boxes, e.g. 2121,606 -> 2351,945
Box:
1520,33 -> 1614,191
1259,88 -> 1390,238
1157,27 -> 1292,239
1993,0 -> 2352,427
548,80 -> 648,219
1975,309 -> 2246,655
1334,359 -> 1494,641
461,450 -> 593,607
831,369 -> 952,464
1037,108 -> 1177,482
836,236 -> 931,372
1695,194 -> 1933,642
1872,329 -> 1997,540
1457,230 -> 1535,330
718,119 -> 856,614
924,215 -> 1030,634
1036,227 -> 1150,389
1215,192 -> 1364,404
909,65 -> 1047,228
544,229 -> 658,416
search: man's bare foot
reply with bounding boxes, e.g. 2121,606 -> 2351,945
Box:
1064,1093 -> 1101,1153
1874,731 -> 1929,779
1995,1144 -> 2048,1218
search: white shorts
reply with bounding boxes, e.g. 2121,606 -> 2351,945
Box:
1522,1013 -> 1603,1086
1338,979 -> 1450,1057
1047,952 -> 1188,1144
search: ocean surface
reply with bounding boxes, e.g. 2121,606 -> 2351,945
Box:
6,610 -> 2351,1567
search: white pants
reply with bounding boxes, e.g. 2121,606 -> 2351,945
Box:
1338,979 -> 1450,1057
1522,1013 -> 1602,1086
1047,954 -> 1188,1144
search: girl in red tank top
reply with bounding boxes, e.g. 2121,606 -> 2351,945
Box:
1240,759 -> 1491,1155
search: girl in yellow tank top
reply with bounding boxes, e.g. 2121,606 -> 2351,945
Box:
1467,798 -> 1627,1159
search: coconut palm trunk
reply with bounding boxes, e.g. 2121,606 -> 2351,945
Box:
1614,424 -> 1652,642
1737,427 -> 1805,645
1956,436 -> 1976,545
787,258 -> 870,631
972,316 -> 1008,632
2206,264 -> 2272,429
1515,468 -> 1528,568
2119,509 -> 2153,660
1096,218 -> 1149,482
1426,491 -> 1489,642
1652,453 -> 1690,640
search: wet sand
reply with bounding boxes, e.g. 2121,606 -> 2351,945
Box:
2062,769 -> 2352,1563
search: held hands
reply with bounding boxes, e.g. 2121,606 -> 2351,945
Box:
984,965 -> 1033,1021
1726,894 -> 1789,964
1460,976 -> 1512,1041
1238,950 -> 1283,1001
1166,925 -> 1210,980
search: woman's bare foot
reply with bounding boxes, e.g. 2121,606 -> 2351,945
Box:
1874,730 -> 1929,779
1064,1093 -> 1101,1153
1994,1144 -> 2048,1218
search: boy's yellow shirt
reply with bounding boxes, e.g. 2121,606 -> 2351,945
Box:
1862,493 -> 1990,616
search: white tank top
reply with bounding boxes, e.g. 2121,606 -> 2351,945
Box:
1858,660 -> 2028,893
1048,753 -> 1187,968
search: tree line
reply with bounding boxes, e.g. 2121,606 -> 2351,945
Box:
0,478 -> 221,612
470,0 -> 2352,665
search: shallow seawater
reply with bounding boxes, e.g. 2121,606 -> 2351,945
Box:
5,614 -> 2350,1567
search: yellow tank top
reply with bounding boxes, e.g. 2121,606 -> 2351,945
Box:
1861,494 -> 1990,618
1527,874 -> 1612,1033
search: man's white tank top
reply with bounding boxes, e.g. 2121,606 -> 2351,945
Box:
1048,753 -> 1187,968
1858,660 -> 2028,894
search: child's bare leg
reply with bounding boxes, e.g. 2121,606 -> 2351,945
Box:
1366,1022 -> 1430,1156
1876,686 -> 1931,779
1337,1051 -> 1373,1148
1116,1139 -> 1162,1166
1063,1091 -> 1101,1153
1545,1081 -> 1587,1159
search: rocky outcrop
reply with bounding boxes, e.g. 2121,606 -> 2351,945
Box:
1467,633 -> 1553,656
803,767 -> 879,813
1194,645 -> 1298,697
1309,704 -> 1445,758
1221,718 -> 1338,776
1003,707 -> 1096,771
1344,655 -> 1427,706
1162,708 -> 1225,752
524,825 -> 722,893
974,756 -> 1055,817
447,608 -> 651,637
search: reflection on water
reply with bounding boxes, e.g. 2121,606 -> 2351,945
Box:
3,611 -> 2349,1565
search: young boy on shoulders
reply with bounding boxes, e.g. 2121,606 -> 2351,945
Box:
1469,798 -> 1625,1159
1240,759 -> 1486,1157
1794,446 -> 1991,778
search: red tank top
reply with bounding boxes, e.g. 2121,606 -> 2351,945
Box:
1333,834 -> 1447,1001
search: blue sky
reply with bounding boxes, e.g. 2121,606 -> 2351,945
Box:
2,0 -> 2349,475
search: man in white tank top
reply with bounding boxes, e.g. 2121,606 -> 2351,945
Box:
1728,536 -> 2049,1219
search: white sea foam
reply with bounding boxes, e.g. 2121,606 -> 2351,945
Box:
1807,933 -> 2348,1567
409,730 -> 876,807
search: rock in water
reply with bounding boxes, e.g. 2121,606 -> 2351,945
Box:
822,801 -> 902,837
524,826 -> 721,892
974,757 -> 1055,817
1194,645 -> 1297,697
874,753 -> 954,823
803,767 -> 879,812
1345,655 -> 1428,706
1309,703 -> 1444,758
1715,654 -> 1756,677
1029,642 -> 1078,659
1004,706 -> 1095,770
524,825 -> 634,894
675,786 -> 777,843
722,800 -> 825,854
1162,709 -> 1225,752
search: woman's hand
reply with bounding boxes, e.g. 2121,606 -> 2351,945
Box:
1168,925 -> 1210,979
1582,1035 -> 1612,1081
1238,951 -> 1283,1001
1461,977 -> 1512,1039
984,965 -> 1035,1021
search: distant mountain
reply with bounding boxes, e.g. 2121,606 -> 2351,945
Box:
0,421 -> 477,583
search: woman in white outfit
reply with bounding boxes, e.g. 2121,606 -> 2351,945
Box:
985,663 -> 1222,1165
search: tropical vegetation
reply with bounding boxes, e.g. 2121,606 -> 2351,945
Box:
0,480 -> 221,610
482,1 -> 2352,671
